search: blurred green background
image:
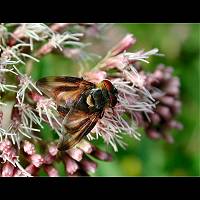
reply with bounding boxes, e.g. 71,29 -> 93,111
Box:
32,24 -> 200,176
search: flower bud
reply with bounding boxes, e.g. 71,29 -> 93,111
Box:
1,162 -> 15,177
149,113 -> 160,125
30,154 -> 44,167
84,71 -> 107,83
156,105 -> 172,120
110,34 -> 136,56
64,155 -> 79,175
91,148 -> 112,161
48,144 -> 58,156
67,148 -> 83,162
43,154 -> 55,165
77,139 -> 93,154
167,120 -> 183,130
25,164 -> 38,175
44,165 -> 59,177
146,129 -> 161,139
80,159 -> 97,173
23,140 -> 36,155
159,96 -> 175,106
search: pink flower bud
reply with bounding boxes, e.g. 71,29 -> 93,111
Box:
30,154 -> 44,167
43,154 -> 55,165
44,165 -> 59,177
64,155 -> 79,175
167,120 -> 183,130
67,148 -> 83,162
84,71 -> 107,83
149,113 -> 160,125
170,77 -> 180,87
159,96 -> 175,106
104,54 -> 127,69
156,105 -> 172,120
146,75 -> 159,85
36,43 -> 53,58
165,67 -> 174,74
0,139 -> 12,151
25,164 -> 38,175
69,169 -> 88,177
23,140 -> 36,155
133,112 -> 144,126
164,71 -> 173,80
8,26 -> 25,46
13,169 -> 24,177
154,70 -> 164,81
92,148 -> 112,161
165,86 -> 179,96
50,23 -> 69,32
110,34 -> 136,56
48,144 -> 58,156
172,101 -> 181,113
80,159 -> 97,173
77,140 -> 93,154
1,162 -> 15,177
147,129 -> 161,139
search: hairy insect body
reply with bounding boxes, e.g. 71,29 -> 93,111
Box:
36,76 -> 118,151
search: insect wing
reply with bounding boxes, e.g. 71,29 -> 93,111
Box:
58,107 -> 102,151
36,76 -> 95,107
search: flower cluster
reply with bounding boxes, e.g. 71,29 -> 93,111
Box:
84,34 -> 160,150
138,64 -> 182,142
83,34 -> 181,149
0,23 -> 182,176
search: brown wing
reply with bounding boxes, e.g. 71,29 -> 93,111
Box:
36,76 -> 95,107
58,107 -> 103,151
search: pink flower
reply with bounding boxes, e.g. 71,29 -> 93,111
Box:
25,164 -> 38,175
80,159 -> 97,173
43,154 -> 55,165
0,139 -> 17,164
23,140 -> 36,155
1,162 -> 15,177
0,139 -> 12,152
64,155 -> 79,175
91,147 -> 112,161
84,71 -> 107,83
48,143 -> 58,156
30,154 -> 44,167
110,34 -> 136,56
67,148 -> 83,162
0,23 -> 182,177
103,54 -> 129,70
76,140 -> 93,154
44,165 -> 59,177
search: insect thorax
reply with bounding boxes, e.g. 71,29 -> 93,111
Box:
72,88 -> 108,113
90,88 -> 108,110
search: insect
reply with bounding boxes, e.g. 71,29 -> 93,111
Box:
36,76 -> 118,151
